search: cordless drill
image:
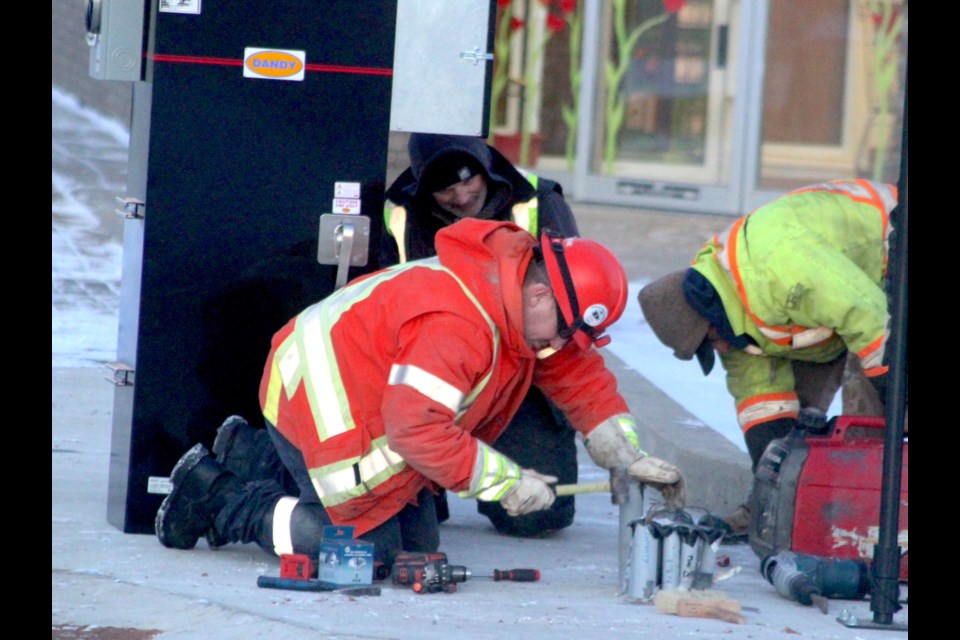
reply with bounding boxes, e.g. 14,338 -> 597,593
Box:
391,552 -> 470,593
389,551 -> 541,594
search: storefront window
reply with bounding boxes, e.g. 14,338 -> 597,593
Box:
487,0 -> 907,212
600,0 -> 711,171
490,0 -> 585,168
757,0 -> 907,190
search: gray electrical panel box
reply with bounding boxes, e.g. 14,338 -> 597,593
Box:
85,0 -> 147,81
390,0 -> 495,136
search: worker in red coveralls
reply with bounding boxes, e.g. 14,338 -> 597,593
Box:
156,219 -> 686,567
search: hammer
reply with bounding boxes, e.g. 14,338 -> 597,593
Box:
554,466 -> 643,593
554,466 -> 630,504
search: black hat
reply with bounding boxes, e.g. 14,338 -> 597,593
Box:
407,133 -> 493,200
419,152 -> 486,195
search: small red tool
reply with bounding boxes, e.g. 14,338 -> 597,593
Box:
279,553 -> 316,580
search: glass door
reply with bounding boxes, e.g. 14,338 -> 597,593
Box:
524,0 -> 750,215
488,0 -> 907,216
741,0 -> 907,212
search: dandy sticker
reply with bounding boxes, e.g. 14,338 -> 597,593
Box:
243,48 -> 306,81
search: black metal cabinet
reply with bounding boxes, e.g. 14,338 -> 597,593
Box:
108,1 -> 396,533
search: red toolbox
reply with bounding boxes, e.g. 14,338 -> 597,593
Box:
749,416 -> 908,582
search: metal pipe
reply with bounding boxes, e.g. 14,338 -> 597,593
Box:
871,72 -> 908,626
618,480 -> 644,593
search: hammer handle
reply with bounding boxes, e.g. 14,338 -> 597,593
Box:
554,481 -> 611,496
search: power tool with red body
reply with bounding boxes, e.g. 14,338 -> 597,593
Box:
748,413 -> 908,582
389,551 -> 540,594
391,551 -> 470,593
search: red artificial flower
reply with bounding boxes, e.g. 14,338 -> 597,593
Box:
497,0 -> 512,7
511,17 -> 525,32
663,0 -> 686,14
559,0 -> 578,15
547,12 -> 567,34
871,8 -> 902,35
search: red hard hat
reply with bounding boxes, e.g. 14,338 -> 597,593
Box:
539,231 -> 628,350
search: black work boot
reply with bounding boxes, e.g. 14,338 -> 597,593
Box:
714,503 -> 751,544
212,415 -> 279,483
155,443 -> 243,550
207,416 -> 294,548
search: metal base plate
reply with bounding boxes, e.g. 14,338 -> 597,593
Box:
317,214 -> 370,267
837,609 -> 908,631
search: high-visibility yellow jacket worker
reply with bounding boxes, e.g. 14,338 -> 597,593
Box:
639,179 -> 897,468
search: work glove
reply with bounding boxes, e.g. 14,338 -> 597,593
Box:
583,414 -> 645,469
585,414 -> 686,509
500,468 -> 558,516
628,456 -> 686,510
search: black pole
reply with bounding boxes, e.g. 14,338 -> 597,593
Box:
870,70 -> 907,625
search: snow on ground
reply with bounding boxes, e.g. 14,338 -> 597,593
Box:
52,86 -> 128,368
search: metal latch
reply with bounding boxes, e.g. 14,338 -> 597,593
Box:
105,362 -> 135,386
115,196 -> 145,219
459,47 -> 493,65
317,213 -> 370,290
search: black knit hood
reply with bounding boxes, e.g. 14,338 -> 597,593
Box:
386,133 -> 536,209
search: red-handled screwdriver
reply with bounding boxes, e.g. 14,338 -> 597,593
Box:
474,569 -> 540,582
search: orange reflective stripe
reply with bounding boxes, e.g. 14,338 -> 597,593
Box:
850,179 -> 897,214
857,179 -> 886,211
787,179 -> 896,213
854,181 -> 894,275
787,326 -> 835,349
736,391 -> 799,431
864,364 -> 889,377
857,333 -> 888,372
857,180 -> 897,274
736,391 -> 797,413
742,410 -> 797,433
718,216 -> 777,335
754,325 -> 834,349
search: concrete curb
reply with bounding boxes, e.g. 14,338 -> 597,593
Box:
601,351 -> 752,515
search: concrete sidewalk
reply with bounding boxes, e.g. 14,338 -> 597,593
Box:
53,363 -> 908,639
52,88 -> 907,639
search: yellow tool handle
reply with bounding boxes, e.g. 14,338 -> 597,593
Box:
554,481 -> 611,496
